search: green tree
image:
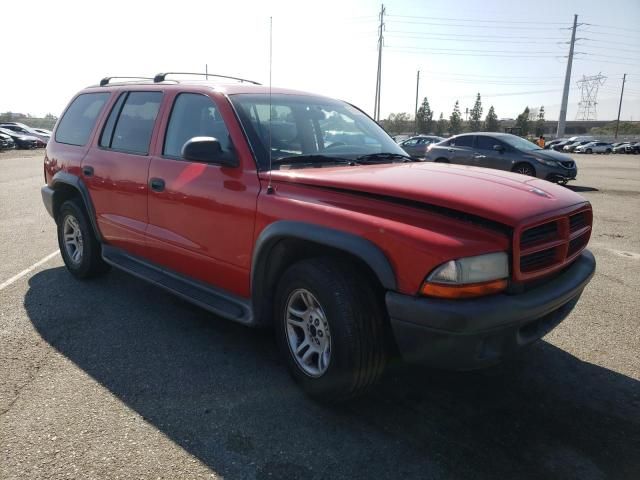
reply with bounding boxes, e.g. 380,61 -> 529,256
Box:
416,97 -> 434,134
435,112 -> 448,136
484,105 -> 499,132
449,100 -> 462,135
469,93 -> 483,132
515,106 -> 531,136
535,106 -> 546,136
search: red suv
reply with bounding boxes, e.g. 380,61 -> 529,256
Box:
42,73 -> 595,401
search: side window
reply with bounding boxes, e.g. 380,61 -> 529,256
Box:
163,93 -> 233,158
476,136 -> 499,150
452,135 -> 474,148
99,93 -> 127,148
55,93 -> 110,146
403,138 -> 419,147
101,91 -> 162,155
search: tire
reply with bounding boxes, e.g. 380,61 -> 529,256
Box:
586,148 -> 592,154
606,149 -> 612,154
434,158 -> 449,163
512,163 -> 536,177
57,198 -> 110,279
274,257 -> 387,402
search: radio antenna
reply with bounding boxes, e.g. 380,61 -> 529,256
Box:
266,16 -> 274,194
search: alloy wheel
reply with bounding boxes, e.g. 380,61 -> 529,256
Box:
284,288 -> 331,377
63,215 -> 83,265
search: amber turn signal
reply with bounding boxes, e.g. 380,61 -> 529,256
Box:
420,278 -> 508,299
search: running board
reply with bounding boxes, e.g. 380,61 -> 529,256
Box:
102,245 -> 254,326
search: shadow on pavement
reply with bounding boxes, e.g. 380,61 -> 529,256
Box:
25,267 -> 640,480
567,185 -> 600,193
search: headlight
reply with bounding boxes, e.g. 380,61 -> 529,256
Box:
533,157 -> 559,167
420,252 -> 509,299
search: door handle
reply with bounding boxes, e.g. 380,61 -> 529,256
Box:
149,177 -> 165,192
82,165 -> 94,177
473,154 -> 486,159
447,148 -> 454,152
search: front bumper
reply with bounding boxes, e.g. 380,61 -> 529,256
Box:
386,250 -> 595,370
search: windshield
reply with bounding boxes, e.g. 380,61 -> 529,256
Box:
501,135 -> 542,152
229,94 -> 407,170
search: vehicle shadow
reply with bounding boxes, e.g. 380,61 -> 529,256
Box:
567,185 -> 599,192
24,267 -> 640,480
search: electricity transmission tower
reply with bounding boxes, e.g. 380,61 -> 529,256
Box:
575,73 -> 606,120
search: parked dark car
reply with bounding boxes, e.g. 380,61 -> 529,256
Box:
544,138 -> 566,150
399,135 -> 445,158
425,132 -> 577,184
0,122 -> 50,144
612,142 -> 630,153
625,142 -> 640,154
0,132 -> 16,150
0,128 -> 40,149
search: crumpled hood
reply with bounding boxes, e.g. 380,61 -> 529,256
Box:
267,162 -> 588,227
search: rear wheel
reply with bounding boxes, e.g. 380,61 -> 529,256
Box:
512,163 -> 536,177
57,199 -> 110,279
274,258 -> 387,402
605,148 -> 612,154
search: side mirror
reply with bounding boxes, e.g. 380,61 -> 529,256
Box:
493,144 -> 505,152
181,136 -> 238,167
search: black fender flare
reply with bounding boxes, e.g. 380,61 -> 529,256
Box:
250,221 -> 397,324
49,171 -> 103,242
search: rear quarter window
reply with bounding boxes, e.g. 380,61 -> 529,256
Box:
55,93 -> 110,146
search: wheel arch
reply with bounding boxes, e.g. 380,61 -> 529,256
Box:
251,221 -> 397,326
50,172 -> 103,242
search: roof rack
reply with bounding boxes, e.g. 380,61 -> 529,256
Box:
153,72 -> 261,85
99,76 -> 154,86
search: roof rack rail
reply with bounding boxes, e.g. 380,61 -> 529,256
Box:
99,76 -> 154,86
153,72 -> 261,85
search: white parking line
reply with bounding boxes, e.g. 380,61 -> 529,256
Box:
0,250 -> 60,291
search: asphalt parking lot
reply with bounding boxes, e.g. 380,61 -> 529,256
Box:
1,149 -> 639,480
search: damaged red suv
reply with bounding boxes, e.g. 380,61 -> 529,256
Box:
41,73 -> 595,401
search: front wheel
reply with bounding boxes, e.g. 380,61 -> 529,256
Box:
586,148 -> 593,154
274,258 -> 387,402
513,163 -> 536,177
605,148 -> 612,154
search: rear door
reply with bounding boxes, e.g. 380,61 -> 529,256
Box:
83,90 -> 163,258
145,91 -> 260,297
448,134 -> 475,165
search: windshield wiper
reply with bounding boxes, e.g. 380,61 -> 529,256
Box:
271,154 -> 357,168
356,152 -> 415,163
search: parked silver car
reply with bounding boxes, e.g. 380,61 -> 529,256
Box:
574,141 -> 612,154
0,122 -> 50,144
399,135 -> 445,158
424,132 -> 577,184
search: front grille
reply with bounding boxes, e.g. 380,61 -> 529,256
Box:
514,206 -> 592,281
520,221 -> 558,249
561,161 -> 575,169
521,247 -> 557,272
569,212 -> 587,232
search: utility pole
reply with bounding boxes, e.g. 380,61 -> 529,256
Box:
205,64 -> 208,80
615,73 -> 626,139
414,70 -> 420,134
557,14 -> 578,138
373,4 -> 385,122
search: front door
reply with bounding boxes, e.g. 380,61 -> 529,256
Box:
473,136 -> 510,171
146,91 -> 260,297
448,134 -> 475,165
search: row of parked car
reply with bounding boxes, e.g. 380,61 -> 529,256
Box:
0,122 -> 51,150
546,137 -> 640,154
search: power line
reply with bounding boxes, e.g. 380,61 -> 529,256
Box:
583,23 -> 640,33
386,33 -> 564,45
385,30 -> 567,40
387,19 -> 570,30
386,14 -> 570,25
387,47 -> 564,58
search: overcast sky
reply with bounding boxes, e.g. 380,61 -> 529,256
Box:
2,0 -> 639,121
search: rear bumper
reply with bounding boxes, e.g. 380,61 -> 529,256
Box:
386,250 -> 595,370
41,185 -> 55,218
